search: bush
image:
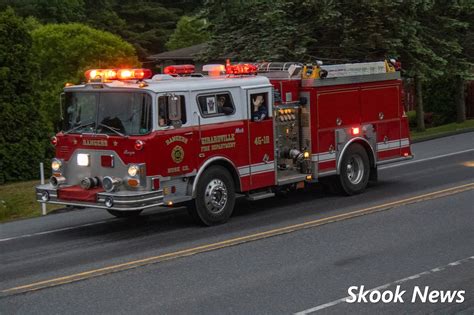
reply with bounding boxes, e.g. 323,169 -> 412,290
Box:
407,110 -> 417,128
31,23 -> 140,130
0,8 -> 50,184
423,77 -> 457,126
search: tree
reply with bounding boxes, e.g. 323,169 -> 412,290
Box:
0,0 -> 205,58
0,8 -> 49,183
166,16 -> 210,50
112,0 -> 181,58
31,23 -> 140,129
453,0 -> 474,123
0,0 -> 85,23
203,0 -> 473,131
202,0 -> 312,61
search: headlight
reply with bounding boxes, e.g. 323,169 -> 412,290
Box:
51,159 -> 62,171
77,153 -> 90,166
128,165 -> 140,177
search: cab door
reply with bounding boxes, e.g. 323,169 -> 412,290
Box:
246,87 -> 275,189
158,93 -> 196,177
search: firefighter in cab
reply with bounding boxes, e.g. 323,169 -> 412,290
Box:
252,94 -> 267,121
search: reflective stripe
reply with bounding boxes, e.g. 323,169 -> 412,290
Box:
310,138 -> 410,161
377,138 -> 410,152
311,152 -> 336,162
377,140 -> 400,151
238,161 -> 275,177
400,138 -> 410,148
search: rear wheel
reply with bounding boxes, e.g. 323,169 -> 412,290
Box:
107,209 -> 142,218
337,143 -> 370,195
188,166 -> 236,226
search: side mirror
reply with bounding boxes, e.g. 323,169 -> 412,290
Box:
59,93 -> 65,120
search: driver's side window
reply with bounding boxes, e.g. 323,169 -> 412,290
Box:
158,95 -> 187,127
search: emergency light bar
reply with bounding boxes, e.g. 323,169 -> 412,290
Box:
85,68 -> 152,81
202,64 -> 226,76
225,60 -> 257,75
164,64 -> 195,75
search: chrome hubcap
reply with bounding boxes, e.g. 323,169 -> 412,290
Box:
204,179 -> 228,213
346,155 -> 364,185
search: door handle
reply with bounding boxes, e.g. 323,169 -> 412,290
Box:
184,131 -> 194,136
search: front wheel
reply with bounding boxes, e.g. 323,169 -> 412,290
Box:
337,143 -> 370,195
188,166 -> 236,226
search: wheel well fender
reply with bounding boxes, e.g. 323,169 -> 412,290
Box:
191,157 -> 241,198
336,137 -> 376,174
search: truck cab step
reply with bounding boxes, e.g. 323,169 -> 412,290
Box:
246,191 -> 275,201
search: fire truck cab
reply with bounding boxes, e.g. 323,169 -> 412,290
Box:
36,61 -> 412,225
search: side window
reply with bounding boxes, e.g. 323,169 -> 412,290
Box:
197,92 -> 235,117
250,92 -> 268,121
158,95 -> 187,127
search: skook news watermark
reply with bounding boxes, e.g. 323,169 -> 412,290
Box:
346,286 -> 465,304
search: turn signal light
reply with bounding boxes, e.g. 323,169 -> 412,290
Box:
127,178 -> 139,187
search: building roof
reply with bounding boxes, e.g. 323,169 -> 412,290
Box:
148,43 -> 207,61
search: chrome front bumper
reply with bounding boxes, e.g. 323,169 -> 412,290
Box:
35,184 -> 164,211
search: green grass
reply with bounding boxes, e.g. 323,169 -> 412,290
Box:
0,180 -> 61,223
411,119 -> 474,141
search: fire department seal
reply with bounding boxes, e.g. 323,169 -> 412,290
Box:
171,145 -> 184,163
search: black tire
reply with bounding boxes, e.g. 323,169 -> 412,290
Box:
337,143 -> 370,195
188,166 -> 236,226
107,209 -> 142,218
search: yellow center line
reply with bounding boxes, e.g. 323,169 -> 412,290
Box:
2,182 -> 474,296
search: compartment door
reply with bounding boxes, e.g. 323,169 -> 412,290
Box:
361,85 -> 401,160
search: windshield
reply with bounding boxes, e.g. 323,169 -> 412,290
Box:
64,92 -> 152,135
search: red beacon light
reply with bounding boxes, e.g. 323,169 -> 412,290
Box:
134,140 -> 144,151
85,68 -> 152,81
225,59 -> 257,75
163,64 -> 195,76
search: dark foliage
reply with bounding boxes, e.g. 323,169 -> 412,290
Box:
0,8 -> 50,183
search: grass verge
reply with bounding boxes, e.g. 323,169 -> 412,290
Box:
0,180 -> 61,223
411,119 -> 474,141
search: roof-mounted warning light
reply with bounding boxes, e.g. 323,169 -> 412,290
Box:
225,59 -> 257,75
385,59 -> 401,72
202,64 -> 225,76
85,68 -> 152,81
163,64 -> 195,76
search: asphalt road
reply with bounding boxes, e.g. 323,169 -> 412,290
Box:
1,132 -> 473,314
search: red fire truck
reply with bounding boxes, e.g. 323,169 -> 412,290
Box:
36,60 -> 412,225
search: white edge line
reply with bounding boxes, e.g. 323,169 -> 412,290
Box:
0,220 -> 112,242
380,148 -> 474,170
294,256 -> 474,314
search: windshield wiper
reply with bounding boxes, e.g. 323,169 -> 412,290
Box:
63,121 -> 95,134
98,123 -> 126,137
